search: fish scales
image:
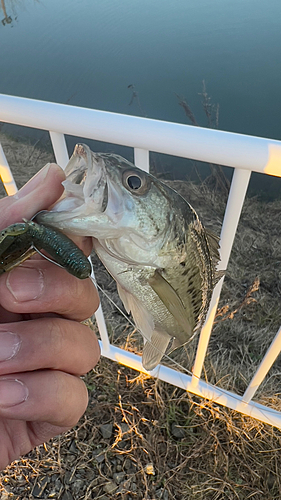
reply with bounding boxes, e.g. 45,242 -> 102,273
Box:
37,144 -> 222,370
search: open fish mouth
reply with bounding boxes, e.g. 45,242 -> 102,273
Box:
52,144 -> 108,215
37,144 -> 132,238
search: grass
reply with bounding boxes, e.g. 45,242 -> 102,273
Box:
0,131 -> 281,499
2,362 -> 281,499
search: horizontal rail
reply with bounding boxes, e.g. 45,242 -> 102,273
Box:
1,94 -> 281,177
99,341 -> 281,429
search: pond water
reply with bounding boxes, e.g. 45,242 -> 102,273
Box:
1,0 -> 281,199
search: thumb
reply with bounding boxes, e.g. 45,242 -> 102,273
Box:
0,164 -> 65,229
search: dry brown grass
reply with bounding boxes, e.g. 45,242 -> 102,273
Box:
2,360 -> 281,499
0,131 -> 54,196
0,132 -> 281,499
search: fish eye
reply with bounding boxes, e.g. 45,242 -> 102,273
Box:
127,175 -> 141,190
122,170 -> 150,195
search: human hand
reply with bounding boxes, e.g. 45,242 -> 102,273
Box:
0,163 -> 100,470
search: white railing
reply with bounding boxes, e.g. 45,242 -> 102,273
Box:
1,94 -> 281,428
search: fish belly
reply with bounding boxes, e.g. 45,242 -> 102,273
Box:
93,239 -> 183,370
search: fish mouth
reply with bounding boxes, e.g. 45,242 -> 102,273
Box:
36,144 -> 108,225
36,144 -> 125,236
62,143 -> 108,212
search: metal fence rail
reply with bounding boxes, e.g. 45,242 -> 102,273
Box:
1,93 -> 281,428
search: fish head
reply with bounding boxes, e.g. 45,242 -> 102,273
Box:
38,144 -> 173,248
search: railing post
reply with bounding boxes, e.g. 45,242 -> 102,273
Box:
192,167 -> 251,385
89,267 -> 111,353
49,131 -> 69,169
243,326 -> 281,403
134,148 -> 150,172
0,143 -> 17,195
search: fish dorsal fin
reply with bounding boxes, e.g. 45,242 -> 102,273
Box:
149,270 -> 192,341
205,228 -> 221,265
214,269 -> 225,286
205,229 -> 225,285
142,327 -> 171,371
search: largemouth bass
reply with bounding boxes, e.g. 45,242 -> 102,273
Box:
37,144 -> 222,371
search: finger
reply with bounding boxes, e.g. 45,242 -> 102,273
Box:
0,161 -> 93,285
0,259 -> 99,321
0,318 -> 100,376
0,163 -> 65,229
0,370 -> 88,428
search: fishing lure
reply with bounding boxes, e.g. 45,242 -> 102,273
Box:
0,220 -> 91,279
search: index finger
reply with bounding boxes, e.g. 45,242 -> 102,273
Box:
0,163 -> 65,229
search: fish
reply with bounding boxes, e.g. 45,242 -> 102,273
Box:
37,143 -> 222,371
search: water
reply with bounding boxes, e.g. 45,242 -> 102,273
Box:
1,0 -> 281,199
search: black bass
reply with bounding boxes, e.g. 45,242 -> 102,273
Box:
37,144 -> 222,371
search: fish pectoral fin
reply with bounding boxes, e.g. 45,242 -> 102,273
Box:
168,337 -> 182,353
116,284 -> 155,337
142,328 -> 171,371
205,228 -> 221,263
205,229 -> 225,286
149,270 -> 192,338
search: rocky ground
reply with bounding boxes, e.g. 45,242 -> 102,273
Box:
0,131 -> 281,499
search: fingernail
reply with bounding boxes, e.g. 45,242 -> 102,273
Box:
15,163 -> 51,200
7,267 -> 45,302
0,378 -> 29,407
0,332 -> 21,361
